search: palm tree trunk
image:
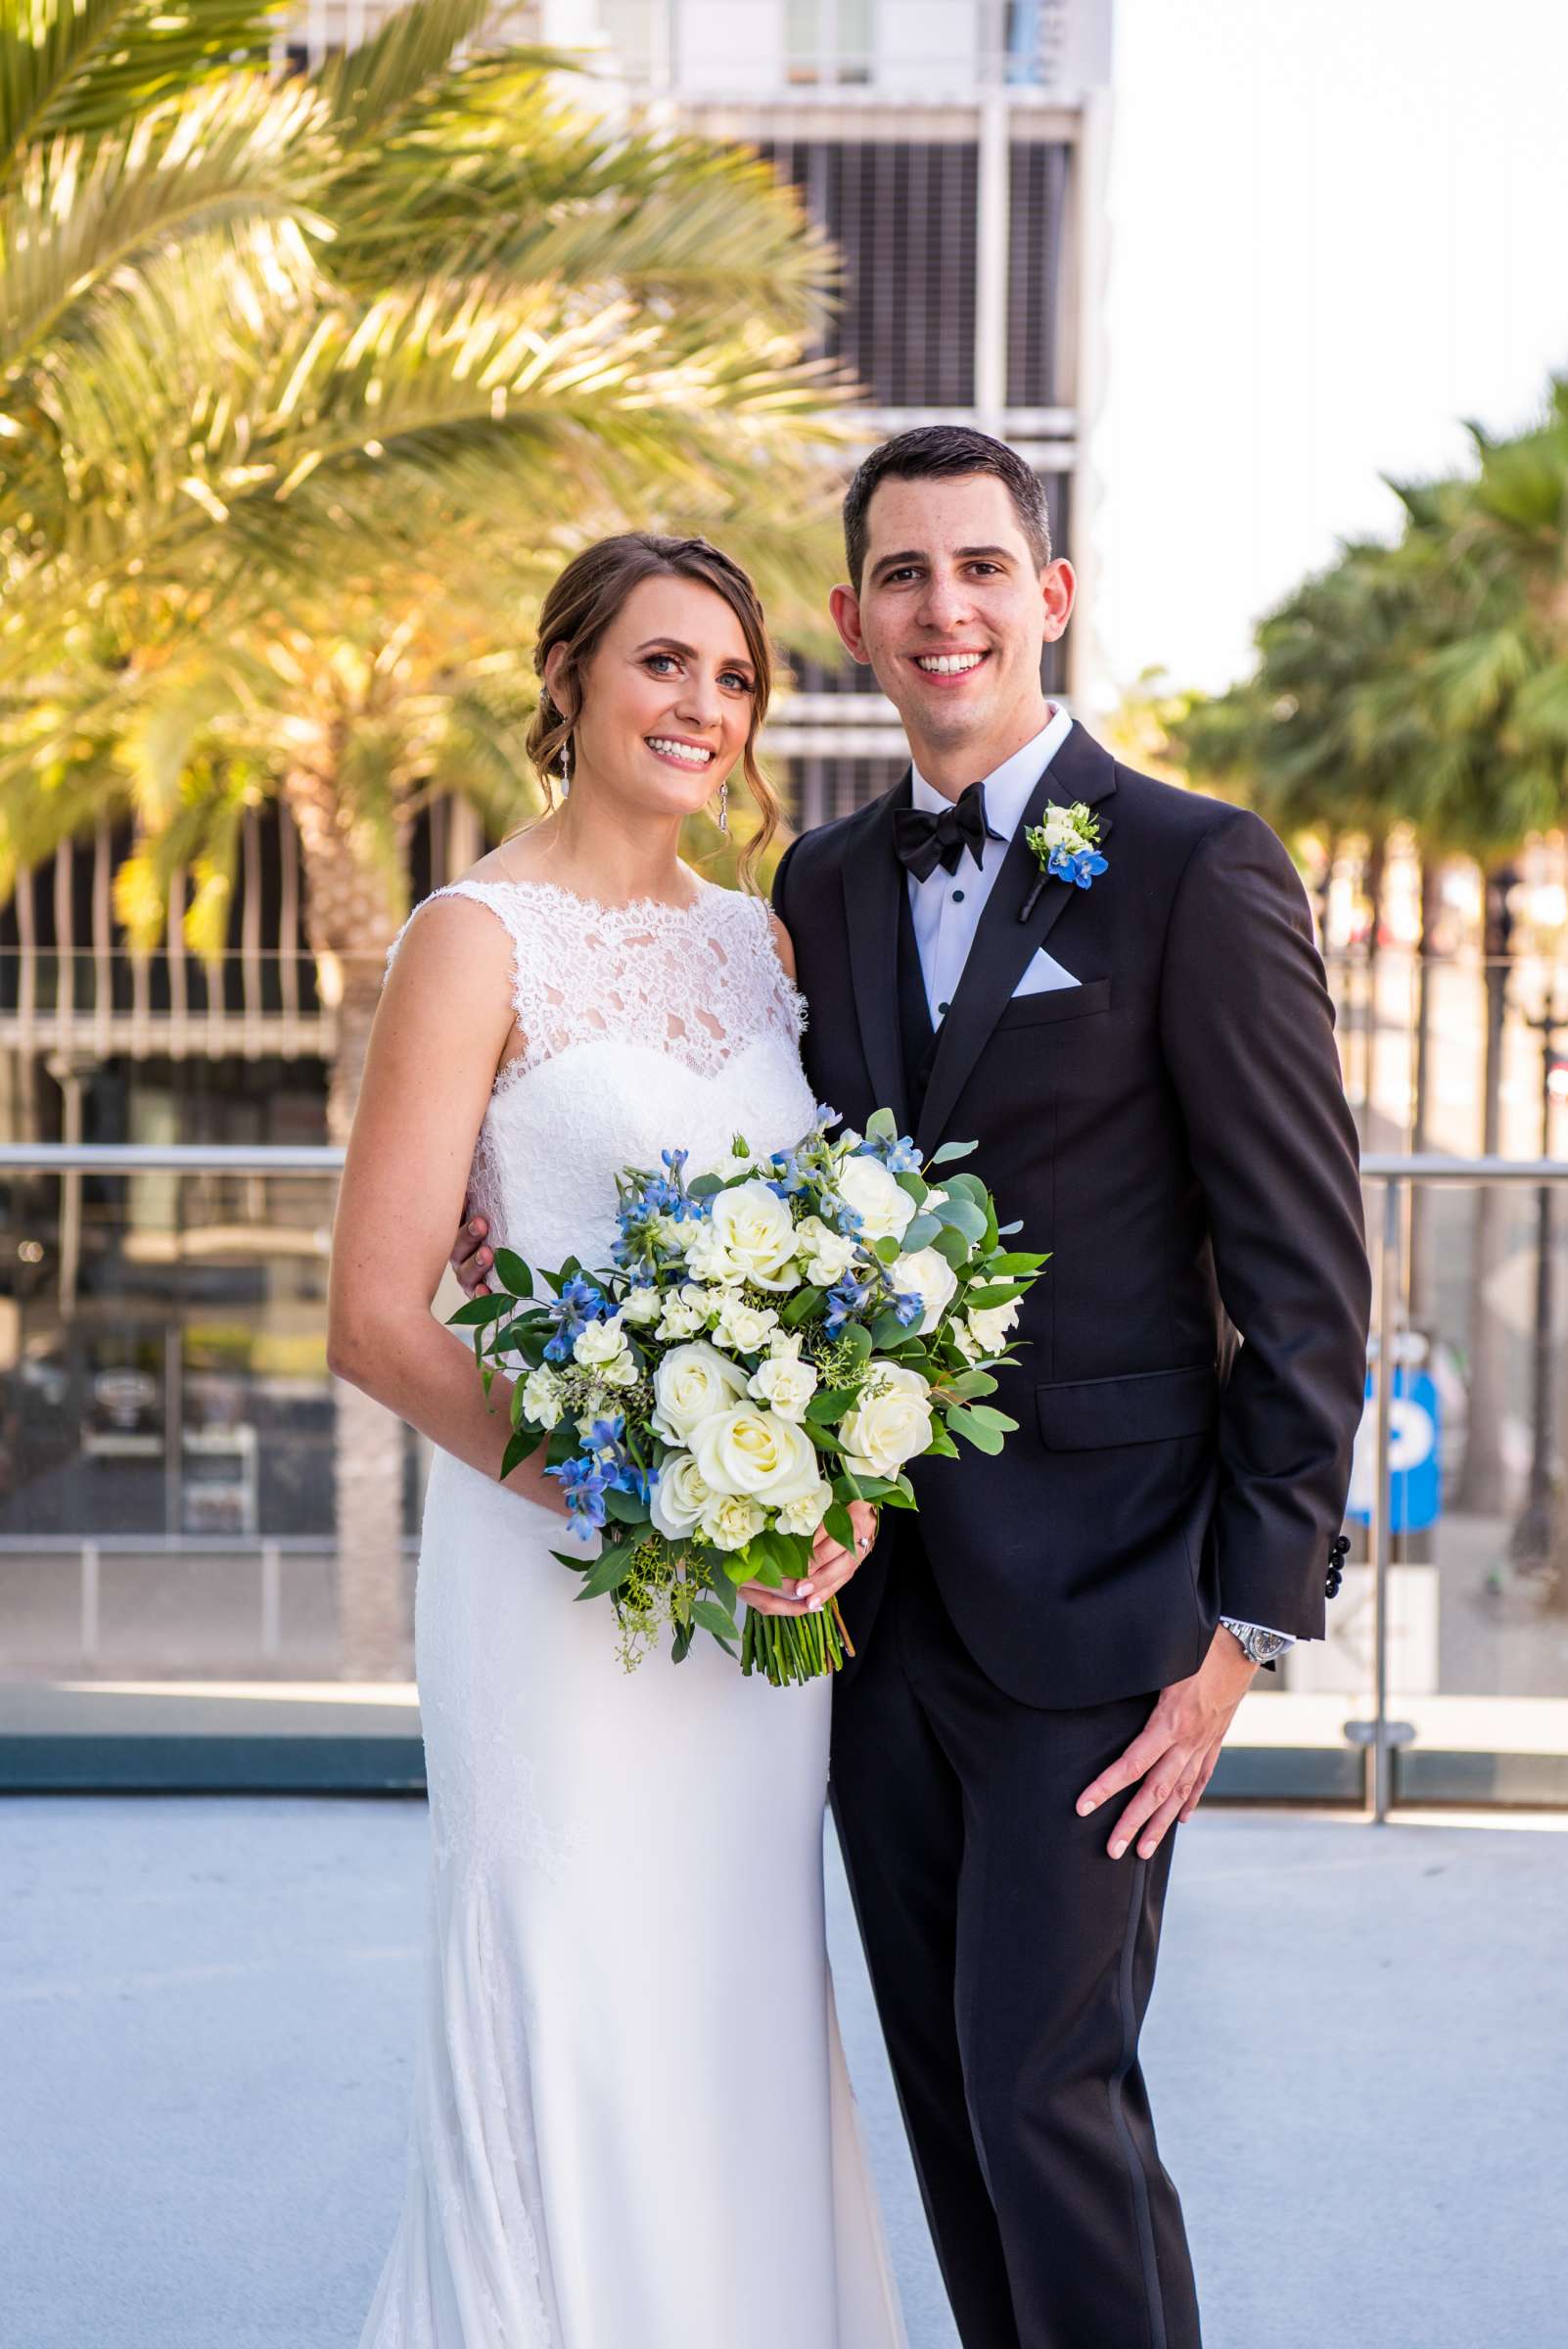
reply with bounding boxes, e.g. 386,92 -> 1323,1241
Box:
1456,862 -> 1514,1514
286,746 -> 412,1679
1407,854 -> 1443,1325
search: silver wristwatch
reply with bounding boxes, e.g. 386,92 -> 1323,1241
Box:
1219,1616 -> 1293,1668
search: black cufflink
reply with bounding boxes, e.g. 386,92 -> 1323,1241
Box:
1326,1533 -> 1350,1598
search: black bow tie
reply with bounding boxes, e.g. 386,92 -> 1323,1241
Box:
893,781 -> 994,884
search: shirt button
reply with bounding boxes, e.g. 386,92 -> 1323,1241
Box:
938,1000 -> 950,1016
952,889 -> 965,902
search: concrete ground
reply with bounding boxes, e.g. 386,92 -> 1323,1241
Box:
3,1800 -> 1565,2349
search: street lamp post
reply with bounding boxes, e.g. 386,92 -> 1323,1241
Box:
1510,990 -> 1568,1577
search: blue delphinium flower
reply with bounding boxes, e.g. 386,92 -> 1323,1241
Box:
856,1131 -> 923,1174
889,1287 -> 925,1329
542,1270 -> 608,1362
1047,844 -> 1108,891
824,1271 -> 872,1335
612,1150 -> 711,1274
548,1452 -> 612,1537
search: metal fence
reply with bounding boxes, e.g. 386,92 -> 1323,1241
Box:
3,1141 -> 1568,1817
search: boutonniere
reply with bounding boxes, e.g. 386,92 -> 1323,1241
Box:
1019,802 -> 1108,920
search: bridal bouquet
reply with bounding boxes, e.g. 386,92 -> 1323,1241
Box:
450,1107 -> 1045,1686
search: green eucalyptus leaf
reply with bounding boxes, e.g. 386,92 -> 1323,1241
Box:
806,1386 -> 857,1424
945,1405 -> 1006,1454
499,1425 -> 543,1478
824,1501 -> 856,1550
491,1248 -> 533,1296
928,1138 -> 978,1165
576,1546 -> 636,1598
691,1598 -> 740,1647
447,1294 -> 513,1326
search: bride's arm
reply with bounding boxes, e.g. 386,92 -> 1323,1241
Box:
327,898 -> 564,1513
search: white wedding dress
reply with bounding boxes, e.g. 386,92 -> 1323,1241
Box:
358,872 -> 907,2349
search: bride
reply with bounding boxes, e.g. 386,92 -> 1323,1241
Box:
328,531 -> 906,2347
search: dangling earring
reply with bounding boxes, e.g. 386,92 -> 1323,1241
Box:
559,731 -> 574,800
717,779 -> 729,835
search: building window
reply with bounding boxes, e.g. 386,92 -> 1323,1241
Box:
786,0 -> 875,86
760,137 -> 979,406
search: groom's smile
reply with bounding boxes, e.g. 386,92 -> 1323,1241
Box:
829,470 -> 1074,793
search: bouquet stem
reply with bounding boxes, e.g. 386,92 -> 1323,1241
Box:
740,1595 -> 856,1686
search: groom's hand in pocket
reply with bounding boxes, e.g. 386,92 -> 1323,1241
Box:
450,1206 -> 492,1298
739,1500 -> 879,1617
1074,1630 -> 1258,1862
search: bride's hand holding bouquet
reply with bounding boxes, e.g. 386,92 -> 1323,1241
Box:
451,1106 -> 1046,1686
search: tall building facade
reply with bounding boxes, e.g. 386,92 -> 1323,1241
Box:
603,0 -> 1114,829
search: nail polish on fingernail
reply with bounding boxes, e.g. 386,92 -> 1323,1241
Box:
798,1583 -> 813,1599
1078,1799 -> 1095,1816
1110,1841 -> 1126,1859
808,1596 -> 824,1613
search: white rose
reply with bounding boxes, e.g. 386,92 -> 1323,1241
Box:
598,1348 -> 640,1389
699,1493 -> 767,1551
657,1290 -> 706,1341
690,1405 -> 824,1504
714,1291 -> 780,1356
965,1297 -> 1021,1358
748,1352 -> 819,1421
520,1367 -> 566,1429
839,1362 -> 934,1479
682,1223 -> 742,1284
890,1245 -> 959,1336
650,1341 -> 750,1444
619,1286 -> 663,1325
572,1314 -> 629,1371
776,1478 -> 835,1537
837,1154 -> 917,1245
706,1180 -> 802,1291
649,1451 -> 714,1539
795,1215 -> 859,1286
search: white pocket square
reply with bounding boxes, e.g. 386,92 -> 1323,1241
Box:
1010,947 -> 1081,998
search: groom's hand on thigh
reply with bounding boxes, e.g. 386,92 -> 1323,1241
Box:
1074,1630 -> 1258,1862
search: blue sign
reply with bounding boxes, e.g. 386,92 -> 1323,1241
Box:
1347,1367 -> 1441,1534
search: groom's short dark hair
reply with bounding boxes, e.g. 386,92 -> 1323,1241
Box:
843,426 -> 1053,590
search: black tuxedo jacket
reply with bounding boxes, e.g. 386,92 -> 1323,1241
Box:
772,719 -> 1371,1709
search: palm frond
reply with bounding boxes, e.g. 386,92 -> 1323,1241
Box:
0,1 -> 282,178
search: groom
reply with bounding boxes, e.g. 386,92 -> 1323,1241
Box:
773,427 -> 1368,2349
455,427 -> 1370,2346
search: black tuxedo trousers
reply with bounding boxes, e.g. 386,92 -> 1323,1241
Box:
832,1526 -> 1201,2349
776,724 -> 1369,2347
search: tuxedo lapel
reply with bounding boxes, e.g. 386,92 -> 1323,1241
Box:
914,722 -> 1118,1161
841,776 -> 911,1135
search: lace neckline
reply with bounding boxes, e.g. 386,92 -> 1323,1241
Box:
461,867 -> 719,925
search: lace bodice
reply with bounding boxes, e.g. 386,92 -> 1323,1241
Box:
384,871 -> 817,1271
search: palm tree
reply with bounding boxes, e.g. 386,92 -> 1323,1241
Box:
0,0 -> 859,1671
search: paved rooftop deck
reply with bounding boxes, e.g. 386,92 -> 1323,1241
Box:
4,1799 -> 1565,2349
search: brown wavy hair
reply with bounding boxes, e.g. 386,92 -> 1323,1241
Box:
522,532 -> 780,892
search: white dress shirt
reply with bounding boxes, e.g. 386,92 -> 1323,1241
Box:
906,705 -> 1077,1029
904,705 -> 1295,1660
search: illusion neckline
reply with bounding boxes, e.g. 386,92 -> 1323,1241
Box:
454,866 -> 720,924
